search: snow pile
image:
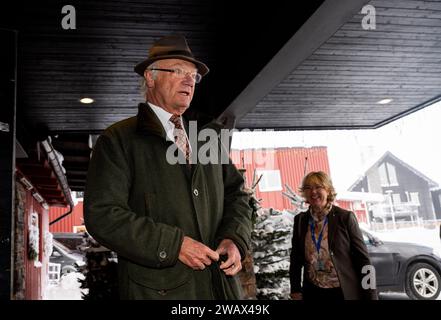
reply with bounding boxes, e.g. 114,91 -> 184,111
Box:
257,278 -> 291,300
45,272 -> 88,300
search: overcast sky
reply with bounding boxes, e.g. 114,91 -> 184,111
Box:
231,100 -> 441,192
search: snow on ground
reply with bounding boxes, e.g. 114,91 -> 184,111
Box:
45,272 -> 88,300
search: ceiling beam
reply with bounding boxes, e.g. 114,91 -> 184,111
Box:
373,95 -> 441,129
218,0 -> 371,128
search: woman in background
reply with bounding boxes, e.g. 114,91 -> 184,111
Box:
289,171 -> 378,300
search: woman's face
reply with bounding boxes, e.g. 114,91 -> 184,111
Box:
303,180 -> 329,210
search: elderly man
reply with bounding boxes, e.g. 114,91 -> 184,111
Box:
84,35 -> 252,299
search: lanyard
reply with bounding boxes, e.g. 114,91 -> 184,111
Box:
310,216 -> 328,254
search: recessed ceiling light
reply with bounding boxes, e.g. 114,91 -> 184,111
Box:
80,98 -> 94,104
377,98 -> 393,105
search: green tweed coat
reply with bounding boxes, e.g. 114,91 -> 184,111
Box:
84,103 -> 252,299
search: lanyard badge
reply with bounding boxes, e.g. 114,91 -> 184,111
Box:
310,216 -> 328,272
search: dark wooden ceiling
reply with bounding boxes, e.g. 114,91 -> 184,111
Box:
230,0 -> 441,129
221,0 -> 441,129
3,0 -> 324,191
5,0 -> 324,133
3,0 -> 440,192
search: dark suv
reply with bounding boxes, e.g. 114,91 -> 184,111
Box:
362,228 -> 441,300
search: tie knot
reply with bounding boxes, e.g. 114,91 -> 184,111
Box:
170,114 -> 183,129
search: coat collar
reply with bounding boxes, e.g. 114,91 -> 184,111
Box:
136,103 -> 168,139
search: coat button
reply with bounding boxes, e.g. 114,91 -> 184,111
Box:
158,289 -> 167,296
159,250 -> 167,260
193,189 -> 199,196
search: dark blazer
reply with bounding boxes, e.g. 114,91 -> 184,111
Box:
289,205 -> 378,300
84,103 -> 252,299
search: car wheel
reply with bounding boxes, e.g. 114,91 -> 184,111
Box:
61,265 -> 77,275
405,262 -> 441,300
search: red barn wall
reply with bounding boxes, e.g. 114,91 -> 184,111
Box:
49,201 -> 84,233
22,190 -> 49,300
231,147 -> 331,211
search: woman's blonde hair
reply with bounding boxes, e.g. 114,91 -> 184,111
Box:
300,171 -> 337,203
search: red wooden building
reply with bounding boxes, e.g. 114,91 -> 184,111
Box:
14,175 -> 50,300
231,146 -> 363,220
13,139 -> 73,300
49,201 -> 85,233
231,147 -> 331,211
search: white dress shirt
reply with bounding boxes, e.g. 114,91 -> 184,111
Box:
147,102 -> 190,146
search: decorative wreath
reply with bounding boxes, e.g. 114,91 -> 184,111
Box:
28,212 -> 39,261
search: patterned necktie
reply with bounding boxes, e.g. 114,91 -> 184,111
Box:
169,114 -> 191,162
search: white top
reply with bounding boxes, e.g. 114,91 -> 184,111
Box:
147,102 -> 190,145
148,102 -> 179,142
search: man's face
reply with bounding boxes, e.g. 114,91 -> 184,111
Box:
145,59 -> 197,115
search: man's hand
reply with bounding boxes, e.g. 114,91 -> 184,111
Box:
216,239 -> 242,276
178,236 -> 219,270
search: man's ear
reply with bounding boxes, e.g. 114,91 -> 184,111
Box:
144,70 -> 155,88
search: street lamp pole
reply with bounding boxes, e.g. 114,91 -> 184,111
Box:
386,190 -> 396,230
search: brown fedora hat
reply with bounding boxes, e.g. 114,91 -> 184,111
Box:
134,35 -> 209,77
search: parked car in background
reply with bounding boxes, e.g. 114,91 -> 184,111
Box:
53,232 -> 86,254
362,228 -> 441,300
50,239 -> 85,275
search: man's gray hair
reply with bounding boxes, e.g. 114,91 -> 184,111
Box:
140,62 -> 159,99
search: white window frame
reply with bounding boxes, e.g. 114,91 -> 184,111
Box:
392,193 -> 401,205
379,162 -> 399,187
256,169 -> 283,192
386,162 -> 399,186
379,163 -> 389,187
409,192 -> 420,205
73,225 -> 86,233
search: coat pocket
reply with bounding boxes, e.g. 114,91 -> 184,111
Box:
127,260 -> 192,291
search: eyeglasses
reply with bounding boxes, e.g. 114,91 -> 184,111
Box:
147,68 -> 202,83
302,185 -> 325,192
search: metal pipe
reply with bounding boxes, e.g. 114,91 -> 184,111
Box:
40,139 -> 74,225
49,204 -> 73,226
